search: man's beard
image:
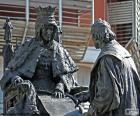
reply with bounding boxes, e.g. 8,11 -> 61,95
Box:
95,43 -> 100,49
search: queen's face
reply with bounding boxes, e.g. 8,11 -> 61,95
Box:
41,24 -> 54,43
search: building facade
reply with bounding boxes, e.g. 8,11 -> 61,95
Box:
0,0 -> 139,86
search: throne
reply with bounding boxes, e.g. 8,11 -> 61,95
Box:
2,14 -> 89,115
3,84 -> 26,113
3,80 -> 88,115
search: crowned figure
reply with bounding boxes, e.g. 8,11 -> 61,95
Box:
0,6 -> 84,116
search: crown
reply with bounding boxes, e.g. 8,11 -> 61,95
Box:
35,5 -> 57,25
35,6 -> 58,34
36,6 -> 56,18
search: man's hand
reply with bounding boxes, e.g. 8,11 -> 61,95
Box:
82,106 -> 96,116
12,76 -> 23,87
75,91 -> 90,108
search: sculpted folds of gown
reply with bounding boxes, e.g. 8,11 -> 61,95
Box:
81,19 -> 140,116
0,6 -> 83,116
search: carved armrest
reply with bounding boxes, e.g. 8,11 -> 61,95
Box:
3,82 -> 27,113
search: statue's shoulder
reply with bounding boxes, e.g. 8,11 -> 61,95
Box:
16,38 -> 39,50
7,38 -> 40,70
53,41 -> 66,52
53,41 -> 68,56
54,41 -> 75,61
22,38 -> 38,46
98,41 -> 131,61
14,38 -> 39,56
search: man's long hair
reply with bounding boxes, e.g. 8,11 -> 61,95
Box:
91,18 -> 116,43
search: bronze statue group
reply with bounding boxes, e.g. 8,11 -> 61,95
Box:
0,6 -> 140,116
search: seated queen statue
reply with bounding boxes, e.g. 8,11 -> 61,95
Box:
0,6 -> 86,116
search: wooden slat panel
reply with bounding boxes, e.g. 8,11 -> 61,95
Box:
0,0 -> 91,61
107,1 -> 133,24
111,23 -> 132,46
0,20 -> 89,61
